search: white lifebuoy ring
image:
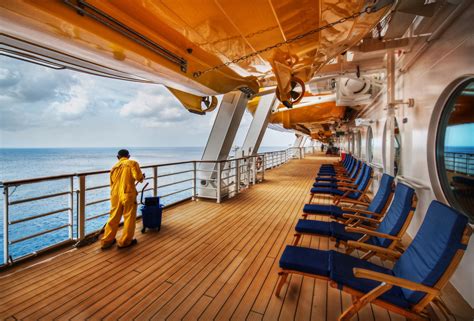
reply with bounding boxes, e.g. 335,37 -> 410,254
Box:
256,156 -> 263,170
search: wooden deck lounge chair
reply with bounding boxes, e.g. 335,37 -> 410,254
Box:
276,200 -> 472,321
318,157 -> 357,178
314,160 -> 362,187
308,164 -> 373,204
294,184 -> 416,262
302,174 -> 395,222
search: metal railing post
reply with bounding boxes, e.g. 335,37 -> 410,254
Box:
153,167 -> 158,197
262,155 -> 266,181
3,185 -> 9,265
68,177 -> 74,240
245,158 -> 251,187
216,162 -> 222,203
235,159 -> 240,193
192,161 -> 197,200
78,175 -> 86,240
252,156 -> 256,185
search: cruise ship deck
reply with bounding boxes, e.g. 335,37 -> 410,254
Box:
0,155 -> 471,321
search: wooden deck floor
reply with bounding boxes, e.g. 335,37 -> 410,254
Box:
0,155 -> 470,321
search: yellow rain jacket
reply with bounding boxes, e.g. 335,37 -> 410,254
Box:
101,157 -> 144,248
110,158 -> 144,202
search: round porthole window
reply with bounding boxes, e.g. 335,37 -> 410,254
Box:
435,78 -> 474,221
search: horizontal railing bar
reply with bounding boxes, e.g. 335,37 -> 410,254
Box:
86,183 -> 109,191
9,191 -> 71,205
86,211 -> 110,221
2,174 -> 75,186
10,207 -> 71,225
158,178 -> 193,189
162,197 -> 192,208
1,239 -> 76,267
160,187 -> 193,198
10,224 -> 71,244
157,169 -> 194,178
2,156 -> 264,186
86,197 -> 110,206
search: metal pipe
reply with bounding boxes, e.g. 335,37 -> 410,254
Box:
400,0 -> 470,73
153,167 -> 158,197
158,178 -> 194,189
217,162 -> 222,203
156,169 -> 194,178
8,191 -> 71,205
78,175 -> 86,240
85,197 -> 110,206
10,224 -> 70,244
192,161 -> 197,200
160,187 -> 193,198
3,186 -> 9,265
9,207 -> 71,225
86,211 -> 110,221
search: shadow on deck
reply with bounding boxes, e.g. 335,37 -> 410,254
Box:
0,155 -> 471,320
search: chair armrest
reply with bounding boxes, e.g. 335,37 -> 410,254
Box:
338,199 -> 371,207
341,207 -> 384,218
337,182 -> 357,188
339,187 -> 362,193
342,214 -> 380,225
353,268 -> 440,296
346,241 -> 401,259
340,207 -> 384,218
345,227 -> 401,241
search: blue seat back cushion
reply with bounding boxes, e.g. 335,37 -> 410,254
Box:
349,166 -> 371,199
371,183 -> 414,247
329,251 -> 410,308
367,174 -> 395,214
393,201 -> 468,305
349,160 -> 360,177
346,157 -> 355,172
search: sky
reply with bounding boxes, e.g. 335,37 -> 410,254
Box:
0,56 -> 296,148
445,123 -> 474,147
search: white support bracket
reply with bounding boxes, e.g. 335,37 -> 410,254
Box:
240,93 -> 277,156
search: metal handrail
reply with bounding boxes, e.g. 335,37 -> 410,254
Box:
1,148 -> 300,266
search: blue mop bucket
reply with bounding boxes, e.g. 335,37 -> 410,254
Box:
140,183 -> 163,233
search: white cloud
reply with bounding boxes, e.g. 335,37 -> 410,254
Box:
119,86 -> 191,127
48,84 -> 90,120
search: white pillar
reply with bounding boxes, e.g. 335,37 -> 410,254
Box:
199,91 -> 249,198
240,94 -> 276,156
293,135 -> 304,147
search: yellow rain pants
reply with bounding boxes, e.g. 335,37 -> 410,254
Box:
101,157 -> 143,247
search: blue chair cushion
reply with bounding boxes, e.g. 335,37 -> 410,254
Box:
329,251 -> 411,309
310,187 -> 345,196
373,183 -> 414,248
366,174 -> 394,214
392,201 -> 468,305
313,182 -> 338,188
279,246 -> 330,277
303,204 -> 343,216
295,220 -> 365,242
315,177 -> 340,182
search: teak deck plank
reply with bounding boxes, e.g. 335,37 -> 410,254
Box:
0,154 -> 469,320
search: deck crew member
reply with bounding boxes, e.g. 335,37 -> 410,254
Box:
101,149 -> 144,249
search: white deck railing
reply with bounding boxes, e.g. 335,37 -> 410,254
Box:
0,147 -> 307,267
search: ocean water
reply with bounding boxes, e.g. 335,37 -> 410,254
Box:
0,146 -> 285,262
